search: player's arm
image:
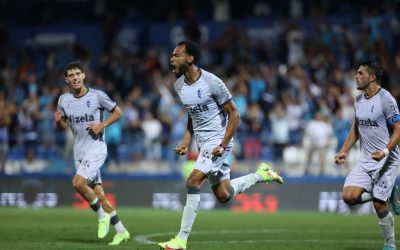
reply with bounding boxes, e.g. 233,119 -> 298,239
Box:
220,100 -> 240,147
212,100 -> 240,157
55,110 -> 68,131
101,105 -> 123,128
335,119 -> 359,164
89,105 -> 123,135
175,115 -> 193,155
371,114 -> 400,161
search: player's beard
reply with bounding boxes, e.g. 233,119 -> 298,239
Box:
174,63 -> 188,78
356,81 -> 369,90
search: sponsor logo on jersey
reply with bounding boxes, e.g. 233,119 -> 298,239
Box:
68,114 -> 95,124
187,104 -> 209,114
359,118 -> 378,127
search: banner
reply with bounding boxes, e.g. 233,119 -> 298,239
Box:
0,175 -> 375,214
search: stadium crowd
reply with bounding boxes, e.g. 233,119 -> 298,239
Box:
0,0 -> 399,176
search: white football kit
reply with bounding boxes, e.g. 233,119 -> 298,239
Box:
58,88 -> 116,185
174,69 -> 234,186
344,88 -> 400,201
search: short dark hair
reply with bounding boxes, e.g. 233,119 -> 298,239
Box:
64,62 -> 84,77
359,60 -> 383,83
177,40 -> 201,65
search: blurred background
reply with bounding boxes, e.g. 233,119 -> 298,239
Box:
0,0 -> 399,212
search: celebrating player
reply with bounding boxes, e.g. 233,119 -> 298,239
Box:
55,62 -> 130,245
335,60 -> 400,250
158,40 -> 283,250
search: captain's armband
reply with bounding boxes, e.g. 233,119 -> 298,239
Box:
387,114 -> 400,126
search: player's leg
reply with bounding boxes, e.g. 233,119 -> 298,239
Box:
210,163 -> 283,204
342,161 -> 373,205
158,169 -> 206,250
374,198 -> 395,250
73,157 -> 113,239
342,186 -> 371,205
72,174 -> 110,238
93,184 -> 130,245
389,184 -> 400,215
373,164 -> 397,250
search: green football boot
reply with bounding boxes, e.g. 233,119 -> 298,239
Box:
256,162 -> 284,184
108,230 -> 130,245
98,214 -> 110,239
158,235 -> 187,250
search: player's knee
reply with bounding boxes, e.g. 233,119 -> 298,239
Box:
342,193 -> 358,205
216,193 -> 231,203
186,178 -> 201,189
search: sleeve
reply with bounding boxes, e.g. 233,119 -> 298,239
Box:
97,90 -> 116,112
209,77 -> 232,107
382,93 -> 400,126
57,95 -> 67,118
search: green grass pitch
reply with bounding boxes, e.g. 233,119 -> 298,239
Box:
0,207 -> 398,249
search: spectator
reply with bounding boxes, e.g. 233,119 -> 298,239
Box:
303,111 -> 334,175
269,101 -> 290,174
0,92 -> 10,173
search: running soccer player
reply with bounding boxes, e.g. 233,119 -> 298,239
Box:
158,40 -> 283,250
335,60 -> 400,250
55,62 -> 130,245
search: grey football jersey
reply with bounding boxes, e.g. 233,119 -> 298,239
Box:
355,88 -> 400,166
174,69 -> 233,148
57,88 -> 116,160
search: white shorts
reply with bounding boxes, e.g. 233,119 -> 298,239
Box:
344,159 -> 398,201
75,153 -> 106,187
195,142 -> 233,187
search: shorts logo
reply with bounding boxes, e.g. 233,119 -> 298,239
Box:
201,149 -> 212,159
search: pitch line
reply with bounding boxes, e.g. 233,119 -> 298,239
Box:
133,228 -> 392,245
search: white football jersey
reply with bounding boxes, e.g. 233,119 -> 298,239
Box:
174,69 -> 233,149
57,88 -> 116,160
355,88 -> 400,167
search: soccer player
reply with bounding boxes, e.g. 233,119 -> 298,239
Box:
158,41 -> 283,250
335,60 -> 400,250
54,62 -> 130,245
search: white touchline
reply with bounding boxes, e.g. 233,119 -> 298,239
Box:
133,229 -> 396,245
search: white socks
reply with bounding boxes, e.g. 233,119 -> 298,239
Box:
359,192 -> 373,204
230,173 -> 262,197
178,194 -> 200,240
89,197 -> 106,219
109,210 -> 126,234
379,211 -> 395,248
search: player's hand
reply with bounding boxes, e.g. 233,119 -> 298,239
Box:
212,145 -> 225,158
335,151 -> 347,165
175,144 -> 189,155
87,123 -> 104,135
371,150 -> 385,162
54,111 -> 63,122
